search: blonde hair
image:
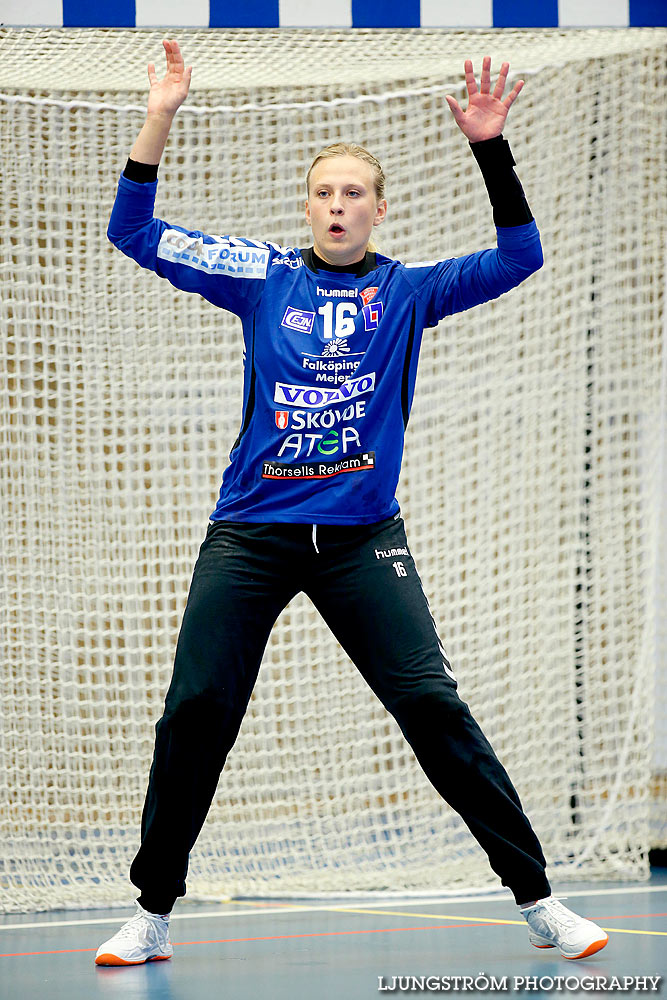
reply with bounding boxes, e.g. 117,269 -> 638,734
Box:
306,142 -> 386,253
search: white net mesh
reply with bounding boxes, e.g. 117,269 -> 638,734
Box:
1,27 -> 666,913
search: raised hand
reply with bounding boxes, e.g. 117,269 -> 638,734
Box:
445,58 -> 523,143
146,39 -> 192,118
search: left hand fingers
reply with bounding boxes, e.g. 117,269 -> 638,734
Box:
503,78 -> 524,109
492,61 -> 510,100
479,55 -> 492,94
464,59 -> 478,99
445,94 -> 465,126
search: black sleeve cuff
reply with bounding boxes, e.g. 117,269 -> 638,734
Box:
469,135 -> 533,228
123,157 -> 159,183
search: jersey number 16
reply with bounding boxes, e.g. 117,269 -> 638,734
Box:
317,301 -> 357,340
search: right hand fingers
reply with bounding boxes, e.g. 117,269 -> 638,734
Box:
148,41 -> 183,85
445,95 -> 464,125
163,38 -> 184,73
147,40 -> 190,108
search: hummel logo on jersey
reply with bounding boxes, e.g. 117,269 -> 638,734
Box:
360,286 -> 378,306
281,306 -> 315,334
316,286 -> 357,298
317,285 -> 359,299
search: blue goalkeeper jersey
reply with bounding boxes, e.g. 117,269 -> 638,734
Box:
108,174 -> 542,524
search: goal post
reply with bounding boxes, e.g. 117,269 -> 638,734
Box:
1,27 -> 665,912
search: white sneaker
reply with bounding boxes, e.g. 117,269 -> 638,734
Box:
520,896 -> 608,960
95,902 -> 173,966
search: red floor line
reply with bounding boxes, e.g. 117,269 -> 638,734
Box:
0,920 -> 505,959
598,912 -> 667,920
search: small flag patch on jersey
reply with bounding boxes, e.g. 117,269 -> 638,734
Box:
363,301 -> 383,331
360,286 -> 378,306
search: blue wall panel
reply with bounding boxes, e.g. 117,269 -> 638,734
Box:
6,0 -> 667,27
351,0 -> 420,28
493,0 -> 558,27
209,0 -> 279,27
63,0 -> 135,27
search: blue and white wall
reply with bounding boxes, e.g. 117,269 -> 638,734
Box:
2,0 -> 665,27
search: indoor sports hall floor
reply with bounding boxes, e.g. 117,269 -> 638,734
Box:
1,871 -> 665,1000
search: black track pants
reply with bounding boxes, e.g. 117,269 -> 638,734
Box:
130,515 -> 550,912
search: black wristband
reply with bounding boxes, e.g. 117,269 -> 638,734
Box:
469,136 -> 533,227
123,157 -> 159,183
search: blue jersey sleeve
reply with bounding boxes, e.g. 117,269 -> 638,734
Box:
402,220 -> 543,327
107,174 -> 288,318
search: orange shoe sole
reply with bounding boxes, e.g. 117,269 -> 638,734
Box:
531,936 -> 608,960
564,936 -> 609,960
95,953 -> 172,966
